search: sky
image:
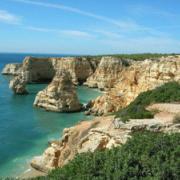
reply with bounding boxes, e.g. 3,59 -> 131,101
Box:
0,0 -> 180,55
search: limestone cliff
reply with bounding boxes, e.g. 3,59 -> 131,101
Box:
31,103 -> 180,172
87,56 -> 180,115
2,63 -> 22,75
53,57 -> 98,85
34,70 -> 82,112
15,56 -> 99,84
8,56 -> 100,94
84,56 -> 130,90
21,56 -> 55,83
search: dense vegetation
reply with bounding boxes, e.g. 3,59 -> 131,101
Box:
86,53 -> 178,61
34,131 -> 180,180
108,53 -> 178,61
115,82 -> 180,122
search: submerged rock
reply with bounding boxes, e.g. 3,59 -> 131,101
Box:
1,63 -> 22,75
9,74 -> 28,95
33,70 -> 82,112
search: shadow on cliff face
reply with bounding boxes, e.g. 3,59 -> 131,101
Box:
22,57 -> 55,84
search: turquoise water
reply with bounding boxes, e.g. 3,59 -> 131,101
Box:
0,53 -> 101,177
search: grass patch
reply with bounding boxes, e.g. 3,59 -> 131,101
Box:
115,82 -> 180,122
33,131 -> 180,180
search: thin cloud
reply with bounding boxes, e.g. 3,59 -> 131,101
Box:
12,0 -> 140,30
129,4 -> 176,18
26,26 -> 94,38
94,30 -> 124,39
8,0 -> 174,41
99,36 -> 180,54
26,26 -> 53,32
61,30 -> 94,38
12,0 -> 171,36
0,10 -> 21,24
26,26 -> 126,39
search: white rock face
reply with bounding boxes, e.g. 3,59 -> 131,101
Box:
2,63 -> 22,75
34,70 -> 82,112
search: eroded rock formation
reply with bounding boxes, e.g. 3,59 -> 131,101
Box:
9,73 -> 28,94
87,56 -> 180,115
53,57 -> 98,85
34,70 -> 82,112
21,56 -> 55,83
84,56 -> 130,90
14,56 -> 99,85
8,56 -> 100,94
2,63 -> 22,75
31,103 -> 180,172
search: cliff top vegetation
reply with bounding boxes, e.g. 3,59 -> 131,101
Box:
33,131 -> 180,180
84,53 -> 179,61
115,81 -> 180,122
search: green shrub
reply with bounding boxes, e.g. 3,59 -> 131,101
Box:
109,53 -> 177,61
115,82 -> 180,122
85,53 -> 178,61
173,113 -> 180,124
34,131 -> 180,180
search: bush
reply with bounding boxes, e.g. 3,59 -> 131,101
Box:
115,82 -> 180,122
34,131 -> 180,180
110,53 -> 177,61
86,53 -> 177,61
173,113 -> 180,124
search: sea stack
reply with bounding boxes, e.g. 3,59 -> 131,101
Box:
9,74 -> 28,95
34,70 -> 82,112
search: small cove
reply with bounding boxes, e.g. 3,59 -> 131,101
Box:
0,53 -> 102,177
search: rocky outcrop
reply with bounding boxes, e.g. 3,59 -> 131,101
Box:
84,56 -> 130,90
34,70 -> 82,112
1,63 -> 22,75
87,56 -> 180,115
31,103 -> 180,172
31,116 -> 117,172
9,73 -> 28,94
15,56 -> 99,84
8,56 -> 100,94
21,56 -> 55,83
54,57 -> 98,85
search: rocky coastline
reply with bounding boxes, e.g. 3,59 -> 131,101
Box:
1,63 -> 22,75
2,55 -> 180,178
30,103 -> 180,173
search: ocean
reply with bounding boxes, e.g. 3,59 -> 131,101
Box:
0,53 -> 101,177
